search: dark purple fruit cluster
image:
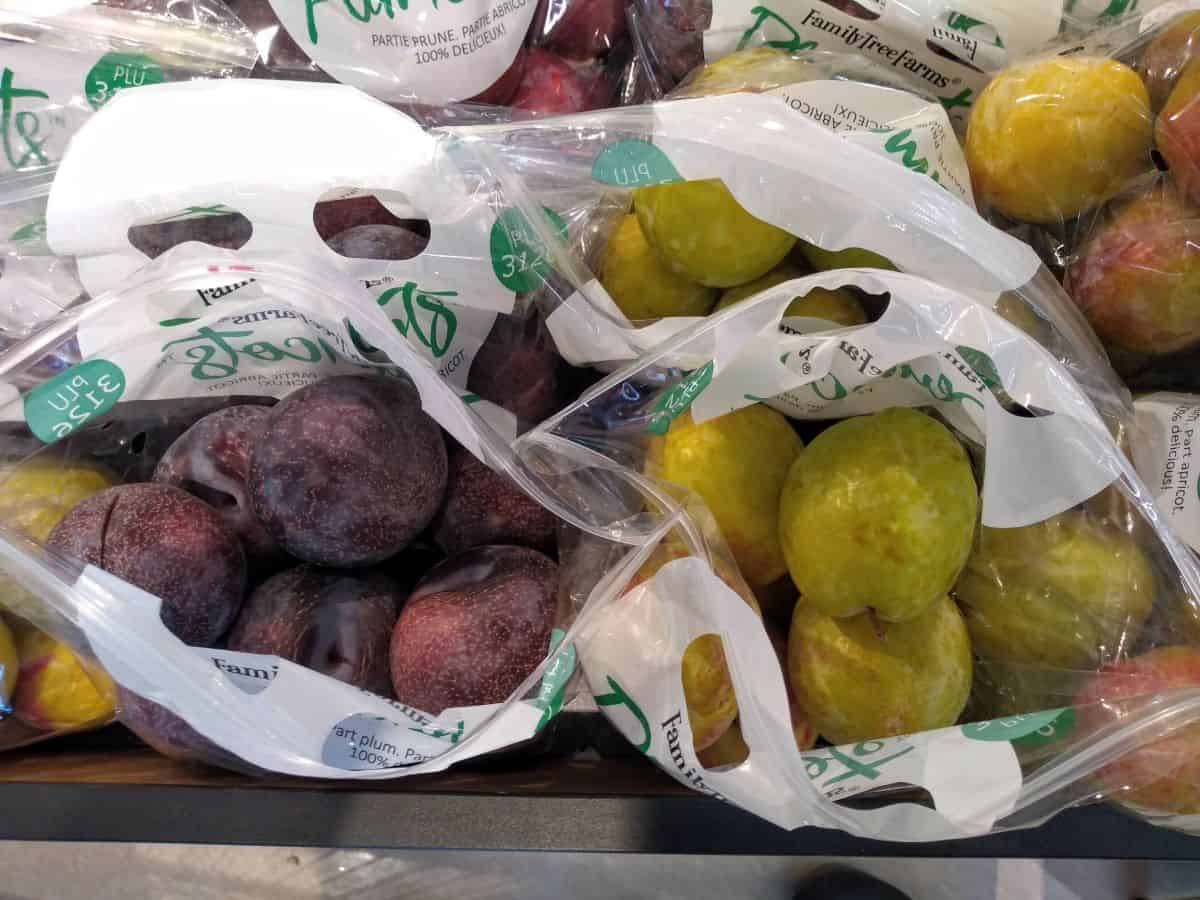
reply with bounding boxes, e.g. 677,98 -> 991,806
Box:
47,374 -> 566,761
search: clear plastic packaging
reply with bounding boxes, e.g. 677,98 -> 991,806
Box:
224,0 -> 638,114
0,252 -> 598,775
625,0 -> 1155,124
511,266 -> 1200,839
0,2 -> 255,182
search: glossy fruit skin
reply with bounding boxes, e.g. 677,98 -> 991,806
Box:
1076,646 -> 1200,815
1158,61 -> 1200,208
227,566 -> 402,696
955,512 -> 1155,669
655,405 -> 803,588
779,409 -> 978,622
539,0 -> 627,59
798,242 -> 896,272
247,375 -> 447,568
153,405 -> 281,568
468,312 -> 567,427
634,179 -> 797,288
47,484 -> 246,646
468,47 -> 528,105
0,617 -> 15,708
12,627 -> 116,731
1142,12 -> 1200,111
788,595 -> 972,745
389,545 -> 558,715
600,214 -> 718,320
715,262 -> 866,326
432,448 -> 558,557
1067,190 -> 1200,355
966,57 -> 1153,224
510,49 -> 607,116
697,717 -> 749,768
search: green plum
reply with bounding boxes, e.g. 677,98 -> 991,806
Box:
955,512 -> 1156,668
599,214 -> 717,321
788,595 -> 972,744
652,405 -> 803,588
634,180 -> 797,288
779,408 -> 979,622
798,242 -> 896,272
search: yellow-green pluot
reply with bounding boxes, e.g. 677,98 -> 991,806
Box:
634,179 -> 797,288
655,405 -> 803,588
798,242 -> 896,272
779,408 -> 978,622
715,262 -> 867,327
599,214 -> 718,321
788,595 -> 972,745
955,512 -> 1156,668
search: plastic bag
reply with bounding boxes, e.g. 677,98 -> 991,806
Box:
961,5 -> 1200,393
450,87 -> 1133,439
224,0 -> 636,114
0,3 -> 255,182
0,249 -> 601,776
43,79 -> 625,440
512,265 -> 1200,839
625,0 -> 1154,123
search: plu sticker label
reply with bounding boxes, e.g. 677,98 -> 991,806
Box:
647,361 -> 715,435
23,358 -> 126,443
533,628 -> 577,731
592,140 -> 683,188
962,708 -> 1075,745
84,52 -> 164,111
490,206 -> 568,294
264,0 -> 537,105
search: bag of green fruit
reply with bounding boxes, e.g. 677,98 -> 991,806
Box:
0,242 -> 606,776
454,87 -> 1133,436
43,79 -> 625,441
0,2 -> 255,185
625,0 -> 1152,125
962,6 -> 1200,394
513,265 -> 1200,839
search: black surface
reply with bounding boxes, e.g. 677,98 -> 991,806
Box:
0,778 -> 1198,857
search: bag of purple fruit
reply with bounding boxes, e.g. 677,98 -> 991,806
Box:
224,0 -> 649,117
0,246 -> 593,775
0,1 -> 255,184
626,0 -> 1152,124
511,265 -> 1200,839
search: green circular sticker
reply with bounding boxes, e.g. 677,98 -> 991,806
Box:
490,206 -> 568,294
85,52 -> 165,111
962,707 -> 1073,743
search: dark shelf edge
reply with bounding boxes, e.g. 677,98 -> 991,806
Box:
1,780 -> 1199,858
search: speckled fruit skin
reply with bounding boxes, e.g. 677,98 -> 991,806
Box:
1076,646 -> 1200,815
1142,12 -> 1200,111
227,566 -> 401,696
788,595 -> 972,745
966,57 -> 1153,224
47,483 -> 246,646
634,179 -> 797,288
389,545 -> 557,715
798,242 -> 896,272
779,408 -> 978,622
432,447 -> 558,557
715,262 -> 866,326
326,224 -> 428,261
1158,61 -> 1200,208
600,214 -> 718,320
153,405 -> 281,568
955,512 -> 1155,669
468,313 -> 567,427
248,375 -> 447,568
655,405 -> 803,588
1067,190 -> 1200,355
12,627 -> 116,731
